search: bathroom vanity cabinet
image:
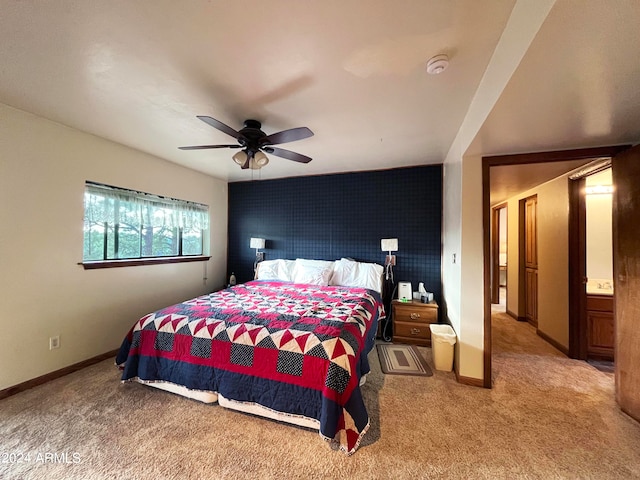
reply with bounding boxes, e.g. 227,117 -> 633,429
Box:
586,294 -> 614,361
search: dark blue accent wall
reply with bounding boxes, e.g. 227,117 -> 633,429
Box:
227,165 -> 442,305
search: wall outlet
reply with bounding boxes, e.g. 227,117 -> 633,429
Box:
49,335 -> 60,350
256,252 -> 264,262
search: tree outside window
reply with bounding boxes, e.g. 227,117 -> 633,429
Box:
83,182 -> 208,262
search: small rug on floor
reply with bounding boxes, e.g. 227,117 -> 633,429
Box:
376,343 -> 433,377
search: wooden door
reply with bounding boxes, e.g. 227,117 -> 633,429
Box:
525,196 -> 538,326
612,144 -> 640,422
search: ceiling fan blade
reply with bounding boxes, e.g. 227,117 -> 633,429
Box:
196,116 -> 241,139
263,127 -> 314,145
266,147 -> 312,164
178,144 -> 241,150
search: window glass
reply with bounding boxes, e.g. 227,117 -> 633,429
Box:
83,182 -> 208,262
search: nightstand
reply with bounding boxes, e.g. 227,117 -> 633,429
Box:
392,299 -> 439,346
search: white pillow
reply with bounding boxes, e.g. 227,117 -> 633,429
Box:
356,262 -> 384,292
330,258 -> 383,292
330,258 -> 359,286
291,259 -> 334,286
256,259 -> 295,282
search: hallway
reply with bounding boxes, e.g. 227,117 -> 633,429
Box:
486,308 -> 640,477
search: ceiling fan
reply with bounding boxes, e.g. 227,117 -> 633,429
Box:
179,116 -> 314,170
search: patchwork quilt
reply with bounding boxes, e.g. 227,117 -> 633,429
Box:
116,280 -> 384,455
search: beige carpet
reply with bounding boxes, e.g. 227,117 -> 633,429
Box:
2,312 -> 640,479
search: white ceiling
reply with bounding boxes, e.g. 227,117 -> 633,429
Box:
489,159 -> 595,206
0,0 -> 514,181
470,0 -> 640,157
474,0 -> 640,202
1,1 -> 639,191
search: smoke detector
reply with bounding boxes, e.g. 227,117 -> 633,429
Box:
426,54 -> 449,75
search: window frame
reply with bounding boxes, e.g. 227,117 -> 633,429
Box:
81,181 -> 210,269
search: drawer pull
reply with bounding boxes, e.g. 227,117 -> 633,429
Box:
410,312 -> 421,320
410,328 -> 421,336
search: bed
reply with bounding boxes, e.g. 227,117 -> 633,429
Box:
116,258 -> 385,455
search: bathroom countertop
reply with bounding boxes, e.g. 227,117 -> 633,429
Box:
586,287 -> 614,296
586,279 -> 614,296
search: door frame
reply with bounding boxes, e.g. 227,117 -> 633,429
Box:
482,146 -> 629,388
568,176 -> 588,359
567,160 -> 612,359
491,203 -> 507,305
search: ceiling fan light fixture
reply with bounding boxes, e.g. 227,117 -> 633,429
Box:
232,150 -> 248,166
426,54 -> 449,75
251,151 -> 269,169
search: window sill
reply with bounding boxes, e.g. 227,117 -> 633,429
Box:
80,256 -> 211,269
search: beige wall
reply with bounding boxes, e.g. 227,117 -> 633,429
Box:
441,0 -> 556,383
0,103 -> 228,390
459,155 -> 486,379
505,173 -> 570,349
442,156 -> 462,339
442,150 -> 486,381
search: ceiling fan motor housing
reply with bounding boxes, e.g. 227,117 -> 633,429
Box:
239,119 -> 268,149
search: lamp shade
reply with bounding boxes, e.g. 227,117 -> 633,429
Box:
250,237 -> 266,249
251,151 -> 269,169
233,150 -> 248,166
381,238 -> 398,252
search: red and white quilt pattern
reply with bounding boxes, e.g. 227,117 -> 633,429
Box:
117,280 -> 384,455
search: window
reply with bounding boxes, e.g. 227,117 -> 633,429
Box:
83,182 -> 209,266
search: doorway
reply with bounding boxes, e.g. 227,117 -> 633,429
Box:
568,166 -> 615,363
481,145 -> 629,388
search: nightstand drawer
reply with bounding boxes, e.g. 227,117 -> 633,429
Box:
393,303 -> 438,324
394,321 -> 430,340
